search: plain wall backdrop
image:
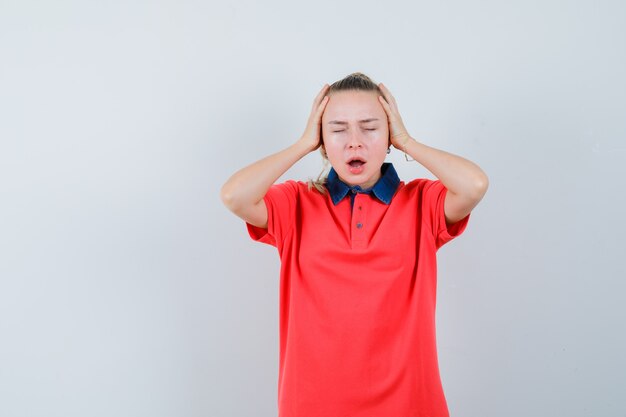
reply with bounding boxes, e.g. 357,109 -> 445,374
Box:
1,0 -> 625,416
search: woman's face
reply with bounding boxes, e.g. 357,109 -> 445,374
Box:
321,90 -> 390,189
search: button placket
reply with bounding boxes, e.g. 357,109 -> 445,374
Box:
351,194 -> 367,246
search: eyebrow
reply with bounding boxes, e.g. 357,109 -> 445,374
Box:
327,118 -> 379,125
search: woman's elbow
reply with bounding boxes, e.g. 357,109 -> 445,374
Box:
472,173 -> 489,201
220,183 -> 240,212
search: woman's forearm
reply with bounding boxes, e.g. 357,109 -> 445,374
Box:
220,139 -> 312,212
402,137 -> 489,197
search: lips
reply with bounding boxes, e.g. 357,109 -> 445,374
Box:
346,156 -> 366,174
347,156 -> 366,166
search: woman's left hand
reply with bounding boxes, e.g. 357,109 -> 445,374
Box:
377,83 -> 411,149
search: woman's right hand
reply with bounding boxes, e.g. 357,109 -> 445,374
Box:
297,84 -> 330,153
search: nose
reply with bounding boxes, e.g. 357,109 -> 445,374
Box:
347,131 -> 364,149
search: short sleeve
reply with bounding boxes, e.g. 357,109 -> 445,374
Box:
421,179 -> 470,249
245,180 -> 299,248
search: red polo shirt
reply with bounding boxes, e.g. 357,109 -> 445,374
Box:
245,163 -> 470,417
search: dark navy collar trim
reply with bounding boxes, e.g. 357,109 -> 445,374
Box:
326,162 -> 400,206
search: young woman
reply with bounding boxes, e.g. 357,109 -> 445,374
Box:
221,72 -> 488,417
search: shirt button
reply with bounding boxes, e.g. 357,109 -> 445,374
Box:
356,222 -> 363,229
351,189 -> 357,194
358,206 -> 362,210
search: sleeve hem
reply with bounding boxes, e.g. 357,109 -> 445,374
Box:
245,221 -> 276,246
439,212 -> 471,240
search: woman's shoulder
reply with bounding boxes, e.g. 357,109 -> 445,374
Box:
393,177 -> 444,201
271,180 -> 328,197
397,177 -> 436,190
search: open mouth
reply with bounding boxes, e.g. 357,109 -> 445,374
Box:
347,157 -> 366,174
349,160 -> 365,168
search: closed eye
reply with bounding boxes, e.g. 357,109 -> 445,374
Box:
332,128 -> 377,133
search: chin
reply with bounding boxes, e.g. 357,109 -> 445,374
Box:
339,166 -> 381,188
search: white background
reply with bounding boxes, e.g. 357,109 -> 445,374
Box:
1,0 -> 625,416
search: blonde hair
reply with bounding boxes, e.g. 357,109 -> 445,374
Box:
307,72 -> 384,194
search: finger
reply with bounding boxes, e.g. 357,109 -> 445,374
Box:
379,83 -> 392,101
316,95 -> 329,115
308,96 -> 328,126
378,95 -> 393,117
379,83 -> 398,108
313,84 -> 329,106
378,95 -> 389,111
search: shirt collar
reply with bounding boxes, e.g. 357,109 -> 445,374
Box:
325,162 -> 400,206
